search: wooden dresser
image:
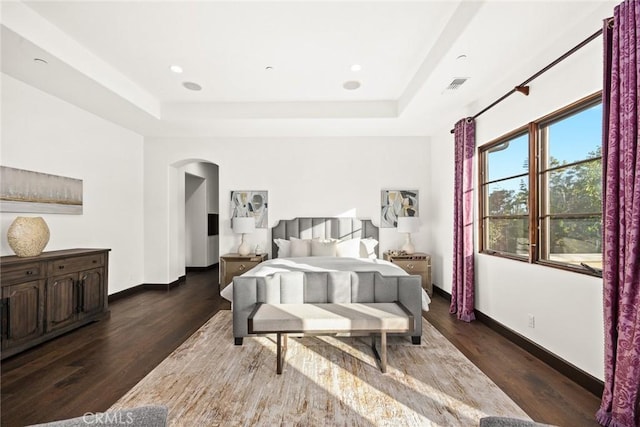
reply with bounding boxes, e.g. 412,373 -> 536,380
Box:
219,253 -> 267,292
0,248 -> 110,359
383,252 -> 432,296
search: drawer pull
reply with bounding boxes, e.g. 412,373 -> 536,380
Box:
58,265 -> 65,270
93,260 -> 97,264
25,270 -> 34,276
238,264 -> 246,271
407,263 -> 414,269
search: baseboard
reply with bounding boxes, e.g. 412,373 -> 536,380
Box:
432,286 -> 604,398
432,286 -> 451,300
108,284 -> 146,303
186,263 -> 219,272
143,275 -> 186,291
108,275 -> 190,302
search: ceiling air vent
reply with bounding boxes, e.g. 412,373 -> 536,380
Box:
445,77 -> 469,91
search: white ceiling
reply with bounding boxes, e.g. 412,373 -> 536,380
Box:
0,0 -> 617,138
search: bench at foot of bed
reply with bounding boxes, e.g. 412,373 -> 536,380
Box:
232,271 -> 424,348
248,302 -> 414,374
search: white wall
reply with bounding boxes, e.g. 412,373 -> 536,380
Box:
143,136 -> 429,284
0,73 -> 145,294
427,37 -> 604,379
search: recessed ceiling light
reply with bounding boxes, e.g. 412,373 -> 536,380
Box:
182,81 -> 202,91
343,80 -> 361,90
350,64 -> 361,72
34,58 -> 48,65
265,66 -> 274,71
170,65 -> 183,73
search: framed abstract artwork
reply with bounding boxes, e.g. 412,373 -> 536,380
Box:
230,190 -> 268,228
380,189 -> 418,228
0,166 -> 83,214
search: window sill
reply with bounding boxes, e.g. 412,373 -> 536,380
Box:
479,250 -> 528,263
536,260 -> 603,278
479,250 -> 603,278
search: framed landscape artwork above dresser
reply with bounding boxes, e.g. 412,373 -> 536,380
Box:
0,166 -> 83,214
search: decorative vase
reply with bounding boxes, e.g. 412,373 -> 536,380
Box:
7,216 -> 50,257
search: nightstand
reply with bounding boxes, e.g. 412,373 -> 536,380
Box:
219,253 -> 267,292
383,252 -> 432,296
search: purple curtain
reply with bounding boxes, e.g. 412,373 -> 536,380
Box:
450,118 -> 476,322
597,2 -> 640,426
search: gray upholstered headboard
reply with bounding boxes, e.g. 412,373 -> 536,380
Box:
271,217 -> 379,258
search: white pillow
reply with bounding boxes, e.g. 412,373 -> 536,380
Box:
360,238 -> 379,259
311,239 -> 338,256
336,238 -> 361,257
290,237 -> 312,257
274,238 -> 291,257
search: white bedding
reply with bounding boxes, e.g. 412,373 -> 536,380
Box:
221,256 -> 431,310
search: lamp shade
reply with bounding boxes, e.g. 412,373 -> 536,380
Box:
397,216 -> 419,233
232,217 -> 255,234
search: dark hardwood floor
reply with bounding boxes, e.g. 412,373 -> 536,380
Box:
424,296 -> 601,427
1,269 -> 600,426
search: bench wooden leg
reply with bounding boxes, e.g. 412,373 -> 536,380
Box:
380,332 -> 387,373
370,333 -> 388,373
276,333 -> 287,374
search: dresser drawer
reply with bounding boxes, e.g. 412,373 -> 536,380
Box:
1,262 -> 44,285
225,260 -> 260,277
220,253 -> 267,290
50,254 -> 105,275
392,259 -> 427,273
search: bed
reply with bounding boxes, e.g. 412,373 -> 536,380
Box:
222,217 -> 430,344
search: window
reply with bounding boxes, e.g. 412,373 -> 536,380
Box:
479,93 -> 602,275
482,132 -> 530,257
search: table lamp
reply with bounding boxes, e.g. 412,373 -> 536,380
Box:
397,216 -> 419,254
233,217 -> 255,256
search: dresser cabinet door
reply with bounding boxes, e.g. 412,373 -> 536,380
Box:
78,268 -> 105,318
1,280 -> 45,350
46,274 -> 78,332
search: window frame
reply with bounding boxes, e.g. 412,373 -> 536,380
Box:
478,92 -> 603,277
478,125 -> 532,263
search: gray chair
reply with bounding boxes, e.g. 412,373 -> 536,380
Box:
27,405 -> 168,427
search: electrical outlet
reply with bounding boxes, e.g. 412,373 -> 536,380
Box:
528,314 -> 535,328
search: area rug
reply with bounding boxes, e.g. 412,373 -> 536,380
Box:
111,311 -> 531,426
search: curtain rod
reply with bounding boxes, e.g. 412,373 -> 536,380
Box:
450,25 -> 606,133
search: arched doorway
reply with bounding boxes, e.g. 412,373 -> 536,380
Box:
170,159 -> 219,275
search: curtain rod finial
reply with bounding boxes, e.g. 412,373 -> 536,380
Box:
515,85 -> 530,96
